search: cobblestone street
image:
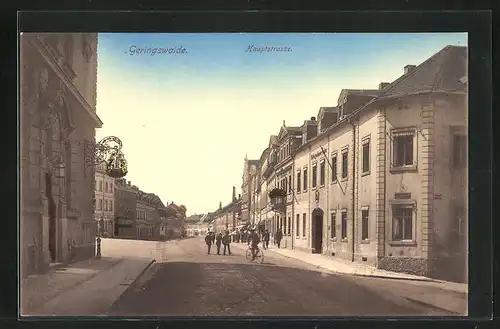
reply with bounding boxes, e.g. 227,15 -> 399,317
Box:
107,237 -> 467,317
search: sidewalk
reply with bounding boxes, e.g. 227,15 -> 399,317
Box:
21,256 -> 155,316
232,243 -> 467,293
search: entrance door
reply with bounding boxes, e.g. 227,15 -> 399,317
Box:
311,209 -> 324,254
45,173 -> 57,262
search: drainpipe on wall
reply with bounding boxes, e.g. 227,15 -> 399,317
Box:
349,117 -> 357,262
291,154 -> 295,250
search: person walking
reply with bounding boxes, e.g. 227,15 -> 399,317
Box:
205,232 -> 213,254
222,230 -> 232,255
275,229 -> 283,248
215,232 -> 223,255
262,229 -> 270,250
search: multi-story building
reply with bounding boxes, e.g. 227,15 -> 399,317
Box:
160,202 -> 187,239
114,179 -> 138,238
94,162 -> 116,237
212,187 -> 241,234
20,33 -> 101,275
290,45 -> 467,282
241,156 -> 259,227
242,45 -> 468,282
274,122 -> 303,248
260,136 -> 278,237
136,191 -> 164,240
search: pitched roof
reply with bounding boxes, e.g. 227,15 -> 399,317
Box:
379,45 -> 467,99
295,45 -> 467,153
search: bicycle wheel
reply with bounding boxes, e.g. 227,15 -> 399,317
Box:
245,248 -> 253,261
256,249 -> 264,263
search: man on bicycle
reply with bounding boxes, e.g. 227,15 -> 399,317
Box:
247,228 -> 260,261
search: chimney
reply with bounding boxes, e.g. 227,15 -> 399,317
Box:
379,82 -> 390,90
238,193 -> 241,199
232,186 -> 236,201
219,201 -> 222,210
127,181 -> 131,186
303,117 -> 319,143
404,65 -> 416,75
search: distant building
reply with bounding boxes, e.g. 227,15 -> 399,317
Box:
94,162 -> 116,237
114,179 -> 138,238
212,187 -> 242,233
239,45 -> 468,283
136,191 -> 164,240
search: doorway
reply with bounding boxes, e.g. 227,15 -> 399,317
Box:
311,208 -> 324,254
45,173 -> 57,263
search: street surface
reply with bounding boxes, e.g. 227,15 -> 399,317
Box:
107,237 -> 466,317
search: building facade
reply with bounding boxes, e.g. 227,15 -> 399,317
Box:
274,123 -> 303,248
240,45 -> 468,282
94,162 -> 116,237
114,179 -> 138,238
136,191 -> 164,240
241,156 -> 259,227
211,187 -> 242,234
20,33 -> 101,275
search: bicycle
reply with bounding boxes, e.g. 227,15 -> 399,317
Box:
245,244 -> 264,263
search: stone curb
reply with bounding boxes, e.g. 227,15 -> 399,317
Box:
256,245 -> 440,283
128,259 -> 156,288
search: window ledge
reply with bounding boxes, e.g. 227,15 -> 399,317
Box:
331,180 -> 338,185
319,184 -> 326,188
390,165 -> 418,173
330,237 -> 337,242
389,240 -> 417,246
361,171 -> 370,177
361,239 -> 371,244
303,190 -> 308,193
341,238 -> 348,243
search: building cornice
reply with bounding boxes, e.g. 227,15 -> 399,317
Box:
30,36 -> 103,128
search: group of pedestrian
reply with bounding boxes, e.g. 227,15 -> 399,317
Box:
204,231 -> 232,255
204,227 -> 284,255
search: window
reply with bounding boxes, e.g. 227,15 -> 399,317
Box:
392,206 -> 413,241
296,171 -> 301,192
302,213 -> 306,237
362,139 -> 370,174
320,161 -> 326,185
331,154 -> 338,182
330,212 -> 336,239
98,199 -> 102,210
296,214 -> 300,237
94,180 -> 97,190
105,182 -> 108,193
392,129 -> 415,168
312,164 -> 317,188
287,216 -> 291,235
283,215 -> 287,234
109,200 -> 113,212
99,181 -> 103,191
452,134 -> 467,168
341,211 -> 347,239
110,183 -> 114,192
104,200 -> 108,211
341,149 -> 348,179
288,175 -> 292,193
361,208 -> 369,240
303,168 -> 308,191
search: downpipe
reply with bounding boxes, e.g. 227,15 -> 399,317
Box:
350,118 -> 357,263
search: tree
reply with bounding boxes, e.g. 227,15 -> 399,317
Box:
179,205 -> 187,214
